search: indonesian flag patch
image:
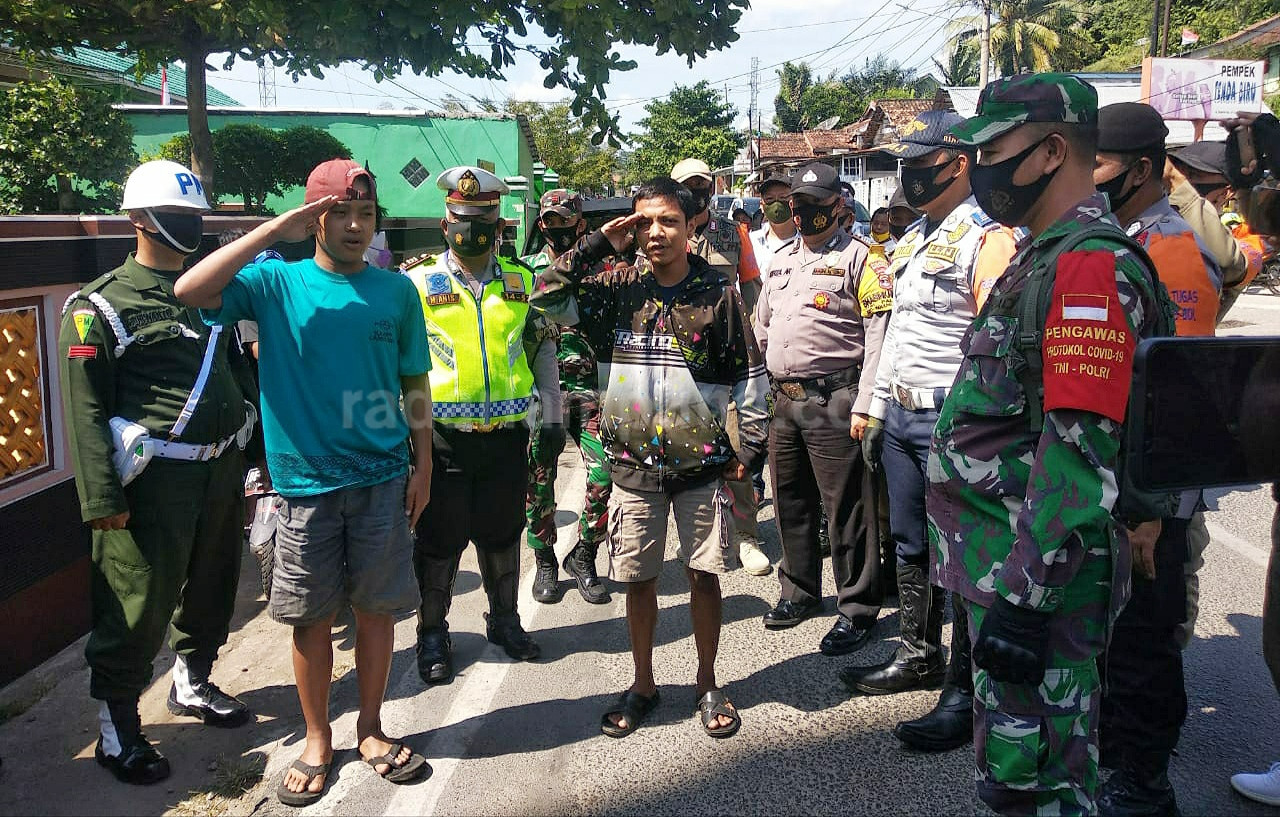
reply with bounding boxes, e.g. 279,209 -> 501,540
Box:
1041,249 -> 1136,423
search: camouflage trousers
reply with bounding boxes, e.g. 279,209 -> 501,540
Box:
967,592 -> 1106,817
526,395 -> 612,552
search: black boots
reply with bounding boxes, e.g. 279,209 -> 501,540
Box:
166,654 -> 251,727
417,551 -> 462,684
1098,754 -> 1181,816
95,700 -> 170,785
562,544 -> 610,605
840,564 -> 945,694
532,547 -> 562,604
478,546 -> 541,661
894,595 -> 974,752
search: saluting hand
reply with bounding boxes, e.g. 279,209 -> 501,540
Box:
600,213 -> 645,254
270,195 -> 340,243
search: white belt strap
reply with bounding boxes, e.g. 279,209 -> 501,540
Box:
169,325 -> 222,441
152,409 -> 255,462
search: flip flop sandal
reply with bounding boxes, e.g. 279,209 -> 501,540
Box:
277,759 -> 331,807
600,689 -> 661,738
697,689 -> 742,739
363,742 -> 431,784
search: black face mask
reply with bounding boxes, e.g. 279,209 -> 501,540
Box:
446,220 -> 497,257
687,189 -> 711,214
1096,163 -> 1139,213
542,224 -> 579,253
889,222 -> 911,240
900,157 -> 960,209
970,138 -> 1058,227
145,209 -> 203,255
792,201 -> 839,236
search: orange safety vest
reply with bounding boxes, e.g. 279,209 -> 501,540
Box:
972,227 -> 1019,310
1144,230 -> 1218,337
1231,223 -> 1266,288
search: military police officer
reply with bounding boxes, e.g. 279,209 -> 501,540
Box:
755,162 -> 893,655
59,160 -> 256,785
523,189 -> 612,606
839,114 -> 1016,745
404,166 -> 560,683
671,158 -> 770,577
932,74 -> 1170,815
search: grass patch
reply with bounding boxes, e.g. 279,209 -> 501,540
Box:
169,751 -> 268,817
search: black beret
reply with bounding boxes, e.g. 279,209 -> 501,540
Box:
1097,102 -> 1169,153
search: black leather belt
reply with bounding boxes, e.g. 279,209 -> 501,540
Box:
774,365 -> 860,401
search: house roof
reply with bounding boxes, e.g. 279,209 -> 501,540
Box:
1183,13 -> 1280,59
757,133 -> 815,161
758,96 -> 948,163
26,45 -> 242,106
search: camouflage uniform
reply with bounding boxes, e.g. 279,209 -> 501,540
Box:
523,250 -> 612,555
930,75 -> 1162,816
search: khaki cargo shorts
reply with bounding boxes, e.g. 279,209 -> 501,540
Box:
606,480 -> 736,582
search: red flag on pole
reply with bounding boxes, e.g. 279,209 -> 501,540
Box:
1180,27 -> 1200,46
160,65 -> 170,105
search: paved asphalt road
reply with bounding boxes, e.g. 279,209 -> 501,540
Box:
2,293 -> 1277,817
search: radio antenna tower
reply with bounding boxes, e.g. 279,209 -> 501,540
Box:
258,60 -> 277,107
748,56 -> 760,137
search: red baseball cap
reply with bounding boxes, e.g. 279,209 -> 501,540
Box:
305,159 -> 377,203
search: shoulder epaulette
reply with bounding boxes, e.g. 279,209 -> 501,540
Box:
401,253 -> 438,271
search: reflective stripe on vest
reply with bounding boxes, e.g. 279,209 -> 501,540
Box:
412,258 -> 535,424
1143,231 -> 1219,337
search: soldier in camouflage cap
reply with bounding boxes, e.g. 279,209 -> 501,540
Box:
931,74 -> 1173,815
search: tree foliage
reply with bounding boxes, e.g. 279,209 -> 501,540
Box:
627,82 -> 743,183
0,77 -> 136,214
504,100 -> 618,194
0,0 -> 748,192
772,57 -> 926,133
1076,0 -> 1280,70
935,31 -> 981,85
153,124 -> 351,213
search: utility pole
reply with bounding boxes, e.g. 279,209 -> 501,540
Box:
1150,0 -> 1162,57
1160,0 -> 1174,57
978,0 -> 991,90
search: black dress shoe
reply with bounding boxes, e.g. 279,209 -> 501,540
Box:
762,598 -> 821,630
166,679 -> 251,727
486,614 -> 542,660
417,627 -> 453,684
95,736 -> 170,785
819,616 -> 873,656
893,685 -> 974,752
839,653 -> 945,695
562,546 -> 611,605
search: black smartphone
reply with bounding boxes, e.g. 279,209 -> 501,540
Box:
1126,336 -> 1280,491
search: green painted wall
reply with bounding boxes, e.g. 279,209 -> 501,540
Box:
122,108 -> 538,249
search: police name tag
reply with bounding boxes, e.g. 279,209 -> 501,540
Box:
925,244 -> 960,263
426,293 -> 461,306
812,267 -> 844,276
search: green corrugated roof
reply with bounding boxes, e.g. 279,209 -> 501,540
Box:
56,46 -> 240,106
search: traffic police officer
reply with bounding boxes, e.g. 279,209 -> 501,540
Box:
672,158 -> 771,577
1091,102 -> 1222,816
933,74 -> 1169,815
839,114 -> 1017,740
59,160 -> 255,785
755,161 -> 893,654
523,189 -> 611,606
405,166 -> 559,683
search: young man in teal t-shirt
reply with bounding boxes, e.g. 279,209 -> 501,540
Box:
177,160 -> 432,806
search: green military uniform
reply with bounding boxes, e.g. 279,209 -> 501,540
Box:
929,75 -> 1166,816
59,254 -> 253,702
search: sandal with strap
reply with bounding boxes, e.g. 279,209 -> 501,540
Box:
362,741 -> 431,784
600,689 -> 661,738
697,689 -> 742,739
277,759 -> 331,807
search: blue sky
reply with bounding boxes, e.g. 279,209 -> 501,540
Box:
202,0 -> 964,133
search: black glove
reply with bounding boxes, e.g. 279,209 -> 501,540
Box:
972,596 -> 1052,686
539,424 -> 567,459
862,417 -> 884,471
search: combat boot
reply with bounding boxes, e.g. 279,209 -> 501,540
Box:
479,546 -> 542,660
1098,755 -> 1181,817
841,564 -> 945,694
417,551 -> 462,684
894,595 -> 974,752
95,700 -> 170,785
166,654 -> 251,727
532,547 -> 562,604
562,543 -> 610,604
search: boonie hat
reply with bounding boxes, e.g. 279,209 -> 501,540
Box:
306,159 -> 377,204
1097,102 -> 1169,153
880,110 -> 969,158
671,158 -> 714,184
790,163 -> 842,199
951,73 -> 1099,147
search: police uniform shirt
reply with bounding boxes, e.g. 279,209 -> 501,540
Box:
754,230 -> 892,414
870,197 -> 1003,419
